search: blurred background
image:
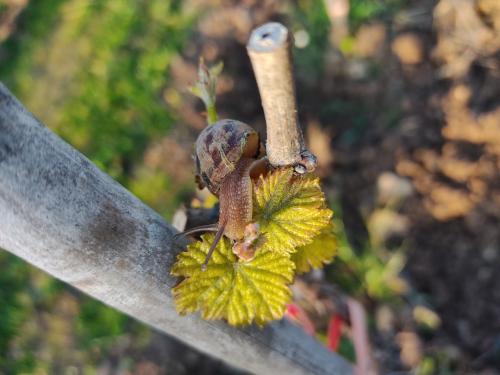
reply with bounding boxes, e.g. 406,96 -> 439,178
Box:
1,0 -> 500,373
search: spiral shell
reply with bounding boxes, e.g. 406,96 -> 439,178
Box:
195,119 -> 260,195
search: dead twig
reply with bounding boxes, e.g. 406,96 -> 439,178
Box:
247,22 -> 317,173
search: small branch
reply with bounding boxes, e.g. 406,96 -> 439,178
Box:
247,22 -> 317,173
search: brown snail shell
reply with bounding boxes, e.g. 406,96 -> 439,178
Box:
178,119 -> 267,270
194,119 -> 260,196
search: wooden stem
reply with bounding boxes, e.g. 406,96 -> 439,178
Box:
247,22 -> 316,172
0,83 -> 351,375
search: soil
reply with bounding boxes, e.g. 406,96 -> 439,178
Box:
169,0 -> 500,372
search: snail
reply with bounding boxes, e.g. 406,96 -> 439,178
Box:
179,119 -> 267,270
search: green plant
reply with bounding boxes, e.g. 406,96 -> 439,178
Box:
350,0 -> 409,29
0,252 -> 33,373
326,204 -> 407,301
189,59 -> 223,125
0,1 -> 194,372
292,0 -> 331,84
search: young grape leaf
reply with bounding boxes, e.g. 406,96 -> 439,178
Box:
253,168 -> 333,254
188,59 -> 222,124
292,225 -> 337,274
171,233 -> 295,326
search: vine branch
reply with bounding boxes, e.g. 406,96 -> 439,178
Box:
247,22 -> 317,173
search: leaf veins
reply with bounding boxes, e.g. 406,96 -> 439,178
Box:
253,168 -> 333,254
171,233 -> 295,326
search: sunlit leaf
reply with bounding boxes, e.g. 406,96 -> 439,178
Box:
253,168 -> 333,254
172,168 -> 337,325
292,225 -> 337,273
171,233 -> 294,326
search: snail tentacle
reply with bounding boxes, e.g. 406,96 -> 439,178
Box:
201,221 -> 226,271
174,224 -> 218,240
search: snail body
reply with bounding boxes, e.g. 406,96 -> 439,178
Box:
217,156 -> 254,240
184,119 -> 265,269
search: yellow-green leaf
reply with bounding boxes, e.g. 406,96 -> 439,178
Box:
253,168 -> 333,254
292,225 -> 337,274
171,233 -> 295,326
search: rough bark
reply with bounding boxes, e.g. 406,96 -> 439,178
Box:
247,22 -> 316,172
0,83 -> 352,375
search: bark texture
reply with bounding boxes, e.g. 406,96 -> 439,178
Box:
247,22 -> 305,167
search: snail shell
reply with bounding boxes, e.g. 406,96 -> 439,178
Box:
195,119 -> 260,196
